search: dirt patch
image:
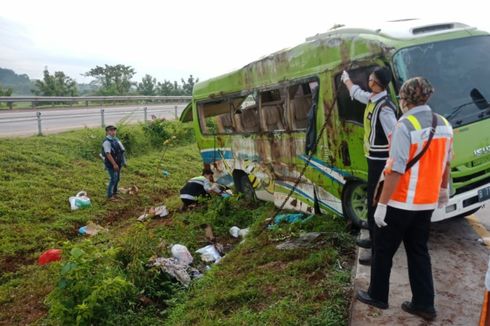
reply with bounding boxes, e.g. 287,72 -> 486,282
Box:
0,285 -> 52,326
0,253 -> 36,276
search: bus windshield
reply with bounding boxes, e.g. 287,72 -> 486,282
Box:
393,36 -> 490,127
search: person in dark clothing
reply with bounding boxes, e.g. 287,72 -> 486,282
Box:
341,67 -> 398,265
180,169 -> 222,210
101,125 -> 126,200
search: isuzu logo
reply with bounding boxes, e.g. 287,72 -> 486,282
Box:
474,145 -> 490,157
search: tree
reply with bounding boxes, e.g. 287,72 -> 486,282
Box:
181,74 -> 199,95
137,74 -> 157,95
156,80 -> 175,96
0,84 -> 13,97
33,67 -> 78,96
84,64 -> 136,95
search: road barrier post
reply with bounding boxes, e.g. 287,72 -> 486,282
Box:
36,112 -> 42,136
174,105 -> 178,119
101,109 -> 105,128
144,107 -> 148,123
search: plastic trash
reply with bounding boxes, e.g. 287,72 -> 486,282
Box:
154,205 -> 169,217
69,191 -> 91,211
162,170 -> 170,177
78,222 -> 106,236
196,245 -> 222,263
229,226 -> 249,238
171,244 -> 193,266
239,228 -> 250,238
229,226 -> 241,238
38,249 -> 62,265
268,213 -> 315,229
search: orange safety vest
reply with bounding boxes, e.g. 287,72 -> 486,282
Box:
481,291 -> 490,326
385,111 -> 453,211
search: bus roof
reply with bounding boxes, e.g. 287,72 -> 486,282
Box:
192,20 -> 485,100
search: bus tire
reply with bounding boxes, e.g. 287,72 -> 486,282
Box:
342,181 -> 368,228
239,174 -> 257,201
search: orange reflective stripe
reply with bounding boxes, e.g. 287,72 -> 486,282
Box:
480,291 -> 490,326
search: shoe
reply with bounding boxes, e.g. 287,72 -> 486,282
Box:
401,301 -> 437,321
356,290 -> 388,309
356,238 -> 372,249
358,251 -> 371,266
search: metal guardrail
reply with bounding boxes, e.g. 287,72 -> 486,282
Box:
0,105 -> 184,136
0,96 -> 191,109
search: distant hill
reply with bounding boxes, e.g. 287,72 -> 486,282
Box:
0,68 -> 34,95
0,68 -> 99,96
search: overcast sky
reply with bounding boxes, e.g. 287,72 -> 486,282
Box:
1,0 -> 489,84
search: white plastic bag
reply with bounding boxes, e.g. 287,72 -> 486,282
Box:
196,245 -> 221,263
69,191 -> 91,211
171,244 -> 193,266
229,226 -> 241,238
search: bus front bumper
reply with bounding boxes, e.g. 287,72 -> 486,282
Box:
431,183 -> 490,222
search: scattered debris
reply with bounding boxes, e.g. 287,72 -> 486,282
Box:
149,257 -> 201,287
201,224 -> 215,242
78,221 -> 107,236
268,213 -> 315,229
38,249 -> 62,265
162,170 -> 170,177
68,191 -> 91,211
171,244 -> 193,266
276,232 -> 324,250
137,205 -> 169,222
119,185 -> 139,195
229,226 -> 250,238
196,245 -> 222,263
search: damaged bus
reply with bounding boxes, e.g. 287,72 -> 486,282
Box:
181,20 -> 490,226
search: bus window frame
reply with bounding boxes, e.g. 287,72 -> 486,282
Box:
196,76 -> 320,136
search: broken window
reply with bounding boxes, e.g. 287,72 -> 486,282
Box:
198,99 -> 235,135
260,88 -> 287,131
335,66 -> 377,125
198,94 -> 257,135
233,93 -> 259,133
288,82 -> 315,130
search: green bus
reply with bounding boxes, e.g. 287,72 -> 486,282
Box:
180,20 -> 490,226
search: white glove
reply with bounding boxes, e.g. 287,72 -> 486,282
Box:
374,203 -> 388,228
438,188 -> 449,208
341,70 -> 350,83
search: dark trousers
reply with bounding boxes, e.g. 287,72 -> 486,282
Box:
107,167 -> 121,198
367,158 -> 386,242
368,206 -> 435,309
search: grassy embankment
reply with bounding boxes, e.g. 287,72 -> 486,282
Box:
0,122 -> 355,325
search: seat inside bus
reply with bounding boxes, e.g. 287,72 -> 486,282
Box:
291,95 -> 312,129
217,113 -> 234,133
237,105 -> 260,132
262,102 -> 286,131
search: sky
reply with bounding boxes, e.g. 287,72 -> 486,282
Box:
1,0 -> 489,84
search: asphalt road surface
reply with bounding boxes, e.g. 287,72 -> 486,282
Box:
0,104 -> 187,137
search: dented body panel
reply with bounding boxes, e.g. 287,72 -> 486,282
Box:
188,25 -> 490,221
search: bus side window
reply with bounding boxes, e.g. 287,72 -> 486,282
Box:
198,100 -> 235,135
335,66 -> 375,125
260,88 -> 287,132
289,83 -> 313,130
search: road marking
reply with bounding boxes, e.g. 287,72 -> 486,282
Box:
466,214 -> 490,247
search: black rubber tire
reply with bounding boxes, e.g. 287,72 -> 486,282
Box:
342,181 -> 368,228
239,174 -> 256,201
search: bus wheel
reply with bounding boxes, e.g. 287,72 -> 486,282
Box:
343,181 -> 368,228
239,174 -> 257,201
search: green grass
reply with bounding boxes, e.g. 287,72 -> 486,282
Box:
0,124 -> 355,325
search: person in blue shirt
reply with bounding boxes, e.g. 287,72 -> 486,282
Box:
101,125 -> 126,200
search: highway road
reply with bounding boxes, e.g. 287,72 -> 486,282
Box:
0,104 -> 187,137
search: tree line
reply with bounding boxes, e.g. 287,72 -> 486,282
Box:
0,65 -> 198,97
